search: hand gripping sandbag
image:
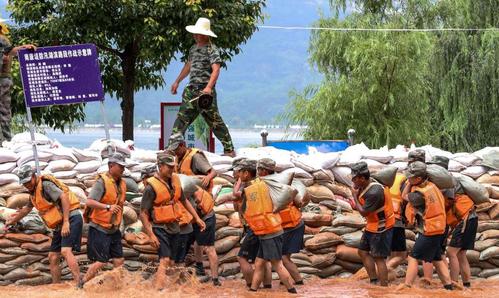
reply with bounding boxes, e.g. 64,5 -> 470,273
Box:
177,174 -> 203,198
291,178 -> 309,206
426,164 -> 454,189
454,173 -> 490,204
371,166 -> 397,187
260,178 -> 298,213
260,171 -> 295,185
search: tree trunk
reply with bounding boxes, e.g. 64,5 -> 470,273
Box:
121,42 -> 138,141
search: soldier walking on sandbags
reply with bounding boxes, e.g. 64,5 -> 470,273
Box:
7,165 -> 83,287
350,162 -> 395,287
139,152 -> 206,289
169,17 -> 235,157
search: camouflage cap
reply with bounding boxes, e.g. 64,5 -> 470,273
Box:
238,159 -> 257,171
108,153 -> 127,166
167,133 -> 185,151
17,164 -> 35,184
140,164 -> 157,179
405,161 -> 427,178
157,151 -> 176,166
351,161 -> 369,177
257,158 -> 276,172
408,149 -> 426,163
427,155 -> 449,170
232,157 -> 247,171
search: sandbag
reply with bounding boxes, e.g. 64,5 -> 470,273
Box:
0,162 -> 16,174
6,233 -> 49,243
298,266 -> 320,275
485,185 -> 499,199
331,166 -> 353,187
320,181 -> 353,200
18,212 -> 47,234
318,264 -> 342,278
448,160 -> 466,172
336,244 -> 362,263
72,148 -> 102,162
219,247 -> 239,264
215,214 -> 229,229
260,178 -> 297,212
478,221 -> 499,233
281,167 -> 313,179
479,268 -> 499,279
475,239 -> 499,252
215,235 -> 240,254
310,253 -> 336,269
454,173 -> 490,204
45,159 -> 76,172
0,252 -> 17,262
371,167 -> 397,187
218,262 -> 240,277
307,184 -> 334,203
17,150 -> 52,166
0,173 -> 19,186
124,232 -> 150,246
212,176 -> 233,186
427,164 -> 454,189
123,206 -> 138,225
3,268 -> 41,281
292,258 -> 313,267
332,214 -> 365,229
302,212 -> 333,227
319,226 -> 358,236
0,148 -> 18,163
467,250 -> 480,264
73,160 -> 101,174
178,174 -> 202,198
88,138 -> 131,158
53,170 -> 77,179
341,230 -> 363,248
312,169 -> 335,182
362,150 -> 393,164
480,246 -> 499,261
461,166 -> 488,179
477,174 -> 499,184
476,202 -> 495,213
133,244 -> 158,254
319,199 -> 353,213
304,232 -> 343,251
130,149 -> 157,163
228,212 -> 243,228
125,220 -> 143,234
452,153 -> 481,167
213,203 -> 235,216
305,225 -> 321,235
405,229 -> 416,241
489,204 -> 499,220
0,263 -> 17,274
6,254 -> 44,266
6,193 -> 30,209
335,259 -> 363,273
20,241 -> 51,253
0,238 -> 19,248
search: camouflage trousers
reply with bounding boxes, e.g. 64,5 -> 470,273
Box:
172,86 -> 234,152
0,78 -> 12,144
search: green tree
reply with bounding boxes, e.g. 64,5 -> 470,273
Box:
8,0 -> 265,140
284,1 -> 434,148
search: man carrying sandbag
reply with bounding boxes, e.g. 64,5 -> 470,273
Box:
397,161 -> 454,290
257,158 -> 305,286
139,152 -> 206,289
80,153 -> 128,287
168,133 -> 220,286
350,162 -> 395,287
429,156 -> 477,288
387,149 -> 425,271
237,159 -> 297,293
8,165 -> 82,286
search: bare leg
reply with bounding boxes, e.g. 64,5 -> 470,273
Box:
250,258 -> 266,290
238,256 -> 254,286
205,246 -> 219,279
446,247 -> 460,282
271,259 -> 293,290
433,260 -> 452,286
263,261 -> 272,286
112,257 -> 124,268
48,252 -> 62,284
194,242 -> 203,262
457,250 -> 471,284
61,248 -> 80,283
358,249 -> 377,281
83,261 -> 106,283
374,258 -> 389,286
154,258 -> 170,289
422,261 -> 434,281
404,256 -> 419,286
387,251 -> 407,270
282,255 -> 302,283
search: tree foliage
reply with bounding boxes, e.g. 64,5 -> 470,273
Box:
8,0 -> 265,140
285,0 -> 498,150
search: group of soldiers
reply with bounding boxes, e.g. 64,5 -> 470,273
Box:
350,149 -> 478,291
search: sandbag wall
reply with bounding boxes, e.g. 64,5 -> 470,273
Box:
0,133 -> 499,285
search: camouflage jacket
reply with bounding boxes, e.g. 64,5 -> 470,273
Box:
188,43 -> 222,88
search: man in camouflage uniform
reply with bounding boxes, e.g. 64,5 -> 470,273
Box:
170,17 -> 235,156
0,20 -> 36,144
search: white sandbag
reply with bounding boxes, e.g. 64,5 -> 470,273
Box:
178,174 -> 202,198
0,182 -> 27,197
203,151 -> 232,165
261,172 -> 294,185
213,164 -> 232,174
72,148 -> 102,162
262,179 -> 297,213
448,160 -> 466,172
452,153 -> 481,167
40,147 -> 77,163
280,167 -> 313,179
331,166 -> 352,187
52,171 -> 77,180
337,143 -> 370,166
45,160 -> 76,173
420,145 -> 453,161
10,132 -> 52,146
362,148 -> 393,164
73,160 -> 101,174
292,152 -> 340,172
391,161 -> 408,171
0,174 -> 19,186
128,162 -> 155,173
0,162 -> 17,174
17,150 -> 52,166
69,186 -> 86,203
461,166 -> 488,179
454,173 -> 490,204
88,138 -> 131,158
371,167 -> 397,187
0,206 -> 17,221
312,169 -> 335,182
473,147 -> 499,160
359,159 -> 385,172
427,164 -> 454,189
130,149 -> 158,163
19,161 -> 49,170
236,147 -> 295,172
389,146 -> 409,162
0,148 -> 18,163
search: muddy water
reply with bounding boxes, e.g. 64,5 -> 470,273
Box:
2,269 -> 498,298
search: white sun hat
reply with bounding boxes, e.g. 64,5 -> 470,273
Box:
185,17 -> 217,38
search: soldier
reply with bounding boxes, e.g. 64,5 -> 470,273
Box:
169,17 -> 234,156
0,19 -> 36,144
7,165 -> 83,287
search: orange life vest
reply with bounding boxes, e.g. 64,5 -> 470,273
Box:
405,181 -> 446,236
243,178 -> 282,236
147,174 -> 187,224
194,186 -> 214,215
446,193 -> 474,227
279,202 -> 302,229
177,148 -> 201,176
88,173 -> 126,230
32,175 -> 80,229
390,173 -> 407,220
358,182 -> 395,233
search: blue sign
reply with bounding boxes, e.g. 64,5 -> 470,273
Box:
18,43 -> 104,107
267,140 -> 350,154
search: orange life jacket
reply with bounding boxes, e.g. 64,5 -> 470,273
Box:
279,202 -> 302,229
147,174 -> 186,224
243,178 -> 282,236
446,193 -> 474,227
390,173 -> 407,220
194,186 -> 214,215
405,181 -> 446,236
358,182 -> 395,233
88,173 -> 126,230
177,148 -> 201,176
32,175 -> 80,229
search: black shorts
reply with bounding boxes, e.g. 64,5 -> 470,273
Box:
173,232 -> 194,263
50,214 -> 83,253
282,222 -> 305,255
359,228 -> 393,258
87,226 -> 123,263
449,216 -> 478,250
411,233 -> 444,262
390,227 -> 407,252
153,227 -> 178,259
238,228 -> 259,262
257,235 -> 283,261
193,215 -> 216,246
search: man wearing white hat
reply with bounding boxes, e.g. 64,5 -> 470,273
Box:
170,17 -> 235,157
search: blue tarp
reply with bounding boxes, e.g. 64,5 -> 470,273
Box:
267,140 -> 349,154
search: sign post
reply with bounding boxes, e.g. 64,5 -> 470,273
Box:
18,43 -> 106,173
